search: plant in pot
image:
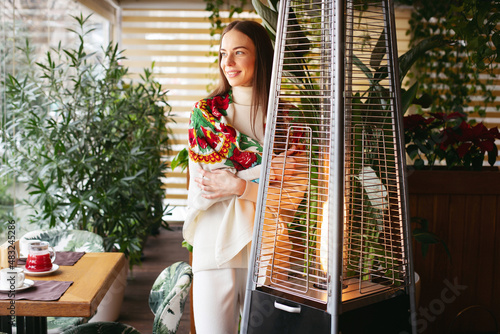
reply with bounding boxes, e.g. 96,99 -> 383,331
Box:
1,14 -> 173,267
404,110 -> 500,170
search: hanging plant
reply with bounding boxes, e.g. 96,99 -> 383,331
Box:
204,0 -> 248,37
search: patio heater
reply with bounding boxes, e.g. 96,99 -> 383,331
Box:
241,0 -> 417,333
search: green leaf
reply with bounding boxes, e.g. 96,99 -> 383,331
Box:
252,0 -> 278,38
182,240 -> 193,252
487,145 -> 498,166
353,54 -> 374,81
171,148 -> 189,171
414,158 -> 425,169
406,144 -> 420,159
398,35 -> 447,84
370,28 -> 387,69
401,82 -> 418,114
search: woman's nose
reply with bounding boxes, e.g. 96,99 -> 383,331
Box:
226,53 -> 235,65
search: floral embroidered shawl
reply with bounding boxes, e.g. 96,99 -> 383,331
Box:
188,91 -> 263,171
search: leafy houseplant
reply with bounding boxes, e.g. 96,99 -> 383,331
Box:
397,0 -> 500,171
404,111 -> 500,170
1,14 -> 173,266
0,177 -> 14,236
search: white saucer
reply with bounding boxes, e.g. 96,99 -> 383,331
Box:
0,279 -> 35,293
23,264 -> 59,276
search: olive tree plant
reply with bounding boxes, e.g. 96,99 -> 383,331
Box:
1,14 -> 173,266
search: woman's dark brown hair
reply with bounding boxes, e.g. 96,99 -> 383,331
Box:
209,20 -> 274,134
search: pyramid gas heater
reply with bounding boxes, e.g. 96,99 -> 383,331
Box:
241,0 -> 417,333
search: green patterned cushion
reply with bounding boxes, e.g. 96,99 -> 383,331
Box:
47,316 -> 86,332
61,321 -> 140,334
149,261 -> 193,334
20,229 -> 105,253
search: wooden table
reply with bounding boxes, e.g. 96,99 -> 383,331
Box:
0,252 -> 127,333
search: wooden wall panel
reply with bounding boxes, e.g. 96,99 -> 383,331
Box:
408,170 -> 500,333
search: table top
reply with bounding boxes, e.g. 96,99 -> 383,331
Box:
0,252 -> 127,317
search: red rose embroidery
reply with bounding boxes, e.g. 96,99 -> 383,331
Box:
188,128 -> 196,147
202,127 -> 221,148
210,95 -> 229,119
231,147 -> 257,170
220,123 -> 237,142
197,137 -> 208,149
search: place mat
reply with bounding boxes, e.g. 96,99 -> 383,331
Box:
53,251 -> 85,266
0,280 -> 73,301
18,251 -> 85,266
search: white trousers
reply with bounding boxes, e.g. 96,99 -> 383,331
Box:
193,268 -> 248,334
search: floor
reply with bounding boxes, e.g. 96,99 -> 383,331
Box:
118,224 -> 192,334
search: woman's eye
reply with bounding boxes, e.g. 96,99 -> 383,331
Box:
236,51 -> 244,55
220,52 -> 227,57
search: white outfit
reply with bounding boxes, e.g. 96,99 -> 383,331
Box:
184,86 -> 265,334
192,268 -> 248,334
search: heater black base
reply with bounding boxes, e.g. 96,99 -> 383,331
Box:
339,291 -> 412,334
246,289 -> 331,334
245,289 -> 412,334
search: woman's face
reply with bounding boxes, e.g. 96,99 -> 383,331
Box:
220,29 -> 256,87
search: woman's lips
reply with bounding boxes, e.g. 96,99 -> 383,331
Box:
225,70 -> 240,78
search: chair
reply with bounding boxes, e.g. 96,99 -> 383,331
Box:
19,229 -> 105,333
149,261 -> 193,333
19,229 -> 105,254
59,322 -> 140,334
62,261 -> 193,334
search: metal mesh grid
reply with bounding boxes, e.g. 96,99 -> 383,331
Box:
252,0 -> 335,305
251,0 -> 409,307
342,0 -> 408,296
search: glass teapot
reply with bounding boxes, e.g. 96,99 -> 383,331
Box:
25,241 -> 56,272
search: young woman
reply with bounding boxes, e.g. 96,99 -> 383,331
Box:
183,20 -> 274,334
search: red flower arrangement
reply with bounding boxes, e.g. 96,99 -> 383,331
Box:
404,111 -> 500,170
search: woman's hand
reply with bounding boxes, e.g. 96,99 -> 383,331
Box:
195,169 -> 246,199
269,145 -> 303,182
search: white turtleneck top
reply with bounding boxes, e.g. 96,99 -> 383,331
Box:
184,86 -> 265,273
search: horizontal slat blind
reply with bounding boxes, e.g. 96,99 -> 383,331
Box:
2,0 -> 110,59
120,5 -> 259,220
395,6 -> 411,56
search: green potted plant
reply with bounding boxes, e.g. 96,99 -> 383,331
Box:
404,110 -> 500,170
1,14 -> 173,267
